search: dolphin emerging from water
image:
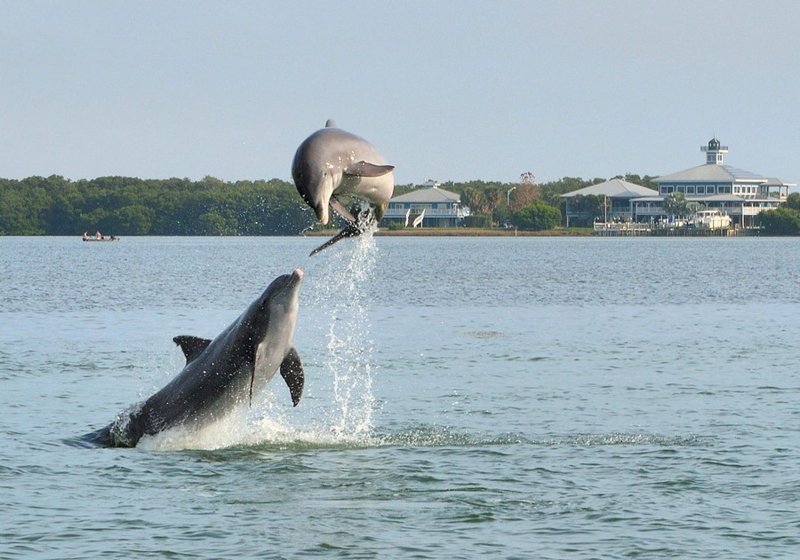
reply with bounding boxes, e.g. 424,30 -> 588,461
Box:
292,120 -> 395,255
82,269 -> 305,448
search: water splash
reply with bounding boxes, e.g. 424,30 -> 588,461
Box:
317,228 -> 378,439
140,406 -> 303,451
140,229 -> 381,451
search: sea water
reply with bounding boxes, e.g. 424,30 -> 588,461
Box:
1,236 -> 799,559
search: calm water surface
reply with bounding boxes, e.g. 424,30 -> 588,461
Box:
1,236 -> 799,559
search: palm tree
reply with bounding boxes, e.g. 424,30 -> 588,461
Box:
663,193 -> 689,217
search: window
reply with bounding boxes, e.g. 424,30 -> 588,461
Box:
687,186 -> 695,194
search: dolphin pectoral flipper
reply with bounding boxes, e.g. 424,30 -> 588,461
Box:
344,161 -> 395,178
279,347 -> 304,407
173,335 -> 212,363
329,197 -> 358,224
374,201 -> 388,221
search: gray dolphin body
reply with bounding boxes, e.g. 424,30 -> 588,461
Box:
83,269 -> 305,448
292,120 -> 395,255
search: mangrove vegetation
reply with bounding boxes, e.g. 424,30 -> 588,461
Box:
0,173 -> 797,235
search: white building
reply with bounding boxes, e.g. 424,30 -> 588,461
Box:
382,184 -> 470,228
632,138 -> 794,227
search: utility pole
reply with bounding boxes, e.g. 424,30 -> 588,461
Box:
507,186 -> 517,207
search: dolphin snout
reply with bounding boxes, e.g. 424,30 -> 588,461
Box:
292,268 -> 304,280
315,202 -> 330,225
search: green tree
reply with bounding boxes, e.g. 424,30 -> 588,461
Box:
758,207 -> 800,235
623,173 -> 658,191
785,192 -> 800,211
663,193 -> 689,217
570,194 -> 603,218
461,187 -> 491,216
112,205 -> 156,235
198,211 -> 238,235
512,201 -> 561,231
0,185 -> 45,234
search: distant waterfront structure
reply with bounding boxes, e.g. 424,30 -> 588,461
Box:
382,183 -> 470,228
560,178 -> 657,227
631,138 -> 794,227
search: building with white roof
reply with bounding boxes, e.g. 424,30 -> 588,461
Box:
632,138 -> 794,227
382,183 -> 471,227
560,178 -> 658,227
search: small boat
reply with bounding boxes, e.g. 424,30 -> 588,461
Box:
82,232 -> 120,242
691,210 -> 732,230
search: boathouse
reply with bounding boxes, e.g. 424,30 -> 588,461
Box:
631,138 -> 793,227
382,183 -> 471,228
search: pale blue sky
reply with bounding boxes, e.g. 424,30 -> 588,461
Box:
2,1 -> 798,186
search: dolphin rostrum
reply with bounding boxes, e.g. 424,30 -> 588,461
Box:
82,269 -> 305,448
292,120 -> 395,255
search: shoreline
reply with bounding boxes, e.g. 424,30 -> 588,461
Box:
305,226 -> 764,238
0,227 -> 773,238
305,227 -> 593,237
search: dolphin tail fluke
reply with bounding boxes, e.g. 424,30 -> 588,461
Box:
79,424 -> 114,447
309,223 -> 362,256
310,201 -> 376,256
280,347 -> 305,406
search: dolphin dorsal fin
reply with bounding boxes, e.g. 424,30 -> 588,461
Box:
172,335 -> 212,363
325,118 -> 337,128
279,347 -> 305,406
344,161 -> 395,178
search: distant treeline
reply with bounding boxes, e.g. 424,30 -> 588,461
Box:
1,173 -> 646,235
0,175 -> 312,236
3,172 -> 797,235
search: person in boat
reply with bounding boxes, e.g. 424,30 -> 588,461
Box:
82,232 -> 89,241
95,231 -> 102,239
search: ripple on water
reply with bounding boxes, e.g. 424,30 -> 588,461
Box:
4,237 -> 800,559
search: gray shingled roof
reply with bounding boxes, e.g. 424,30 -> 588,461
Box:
390,186 -> 461,203
764,177 -> 796,187
656,164 -> 765,183
561,178 -> 657,199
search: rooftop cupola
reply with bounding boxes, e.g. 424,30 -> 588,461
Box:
701,137 -> 729,165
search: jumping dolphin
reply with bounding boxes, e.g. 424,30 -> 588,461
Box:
82,269 -> 305,448
292,120 -> 395,255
